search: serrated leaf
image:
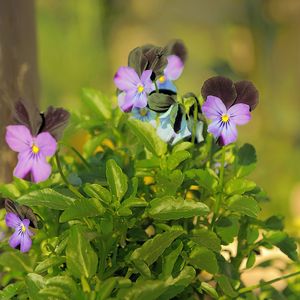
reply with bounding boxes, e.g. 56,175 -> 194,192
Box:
17,188 -> 75,210
148,92 -> 175,112
224,178 -> 256,195
189,246 -> 219,274
121,197 -> 148,208
59,197 -> 106,222
216,275 -> 238,298
190,228 -> 221,252
0,282 -> 25,300
83,183 -> 112,204
39,286 -> 69,300
228,195 -> 260,218
236,143 -> 257,177
215,215 -> 240,244
185,169 -> 218,191
275,235 -> 298,261
66,225 -> 98,278
106,159 -> 128,202
148,196 -> 209,220
167,150 -> 191,170
127,118 -> 167,156
26,273 -> 46,300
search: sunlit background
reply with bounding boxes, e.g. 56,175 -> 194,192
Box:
36,0 -> 300,226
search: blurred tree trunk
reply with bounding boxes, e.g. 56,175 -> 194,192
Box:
0,0 -> 39,183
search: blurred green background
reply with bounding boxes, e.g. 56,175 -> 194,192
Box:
36,0 -> 300,223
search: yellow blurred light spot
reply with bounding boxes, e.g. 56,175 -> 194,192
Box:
137,85 -> 144,93
144,176 -> 154,185
32,144 -> 39,154
21,223 -> 26,232
222,114 -> 230,123
190,185 -> 199,191
186,191 -> 194,199
102,139 -> 115,150
158,75 -> 166,83
139,108 -> 148,116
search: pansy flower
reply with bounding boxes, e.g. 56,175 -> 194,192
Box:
157,55 -> 184,92
201,76 -> 259,145
131,107 -> 157,127
5,212 -> 34,252
114,67 -> 154,112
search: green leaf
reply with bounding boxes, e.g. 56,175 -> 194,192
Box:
275,235 -> 298,261
127,118 -> 167,156
189,246 -> 219,274
83,133 -> 107,156
148,92 -> 175,112
121,197 -> 148,208
148,196 -> 209,220
66,225 -> 98,278
17,188 -> 75,210
131,230 -> 184,266
156,170 -> 184,197
0,282 -> 25,300
81,88 -> 111,120
172,141 -> 193,153
26,273 -> 45,300
190,228 -> 221,252
228,195 -> 260,218
199,282 -> 219,299
106,159 -> 128,202
236,143 -> 257,177
216,275 -> 238,298
97,277 -> 117,300
59,197 -> 106,222
83,183 -> 112,204
35,256 -> 66,273
185,169 -> 218,191
167,150 -> 191,170
215,215 -> 240,244
0,183 -> 21,199
0,251 -> 33,273
224,178 -> 256,195
246,251 -> 256,269
39,286 -> 69,300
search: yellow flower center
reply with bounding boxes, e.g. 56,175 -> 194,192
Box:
158,75 -> 166,83
137,85 -> 144,93
32,144 -> 40,154
139,108 -> 148,116
21,223 -> 26,233
221,114 -> 230,123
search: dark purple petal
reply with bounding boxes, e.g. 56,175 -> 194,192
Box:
9,230 -> 21,249
207,118 -> 223,138
166,40 -> 187,63
35,132 -> 57,157
220,121 -> 238,145
20,232 -> 32,252
202,96 -> 227,120
228,103 -> 251,125
201,76 -> 237,109
114,67 -> 140,91
5,213 -> 21,229
118,92 -> 134,112
13,150 -> 34,179
234,80 -> 259,111
31,156 -> 52,183
164,55 -> 184,81
133,93 -> 148,109
5,125 -> 32,152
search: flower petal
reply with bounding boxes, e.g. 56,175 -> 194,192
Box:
157,80 -> 177,93
133,92 -> 148,109
118,92 -> 134,112
202,96 -> 227,120
165,55 -> 184,81
114,67 -> 140,91
172,118 -> 191,145
35,132 -> 57,156
22,219 -> 30,228
31,156 -> 52,183
140,70 -> 153,90
234,80 -> 259,111
13,150 -> 34,179
5,213 -> 21,228
5,125 -> 32,152
228,103 -> 251,125
9,230 -> 21,249
207,118 -> 223,138
220,122 -> 238,145
20,232 -> 32,252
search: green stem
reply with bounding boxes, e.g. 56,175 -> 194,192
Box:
64,144 -> 91,170
154,81 -> 159,93
211,146 -> 226,228
206,134 -> 213,168
191,102 -> 198,144
239,271 -> 300,294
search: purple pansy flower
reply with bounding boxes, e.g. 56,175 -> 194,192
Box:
5,125 -> 57,183
157,55 -> 184,92
5,212 -> 33,252
114,67 -> 154,112
202,96 -> 251,145
201,76 -> 259,145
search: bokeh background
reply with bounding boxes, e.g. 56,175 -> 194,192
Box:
26,0 -> 300,226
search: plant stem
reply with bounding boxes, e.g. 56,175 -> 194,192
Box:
211,146 -> 226,228
63,143 -> 91,170
191,102 -> 198,144
239,271 -> 300,294
154,81 -> 159,93
206,134 -> 213,168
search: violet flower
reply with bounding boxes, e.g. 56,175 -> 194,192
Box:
157,55 -> 184,92
5,212 -> 33,252
201,76 -> 259,145
5,125 -> 57,183
114,67 -> 154,112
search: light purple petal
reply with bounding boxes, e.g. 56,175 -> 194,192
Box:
118,92 -> 134,112
207,118 -> 223,138
228,103 -> 251,125
5,125 -> 32,152
202,96 -> 227,120
114,67 -> 140,91
13,150 -> 34,179
22,219 -> 30,227
220,122 -> 238,145
20,233 -> 32,252
165,55 -> 184,81
140,70 -> 153,86
35,132 -> 57,156
5,213 -> 21,229
9,230 -> 21,249
133,92 -> 148,109
31,156 -> 52,183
